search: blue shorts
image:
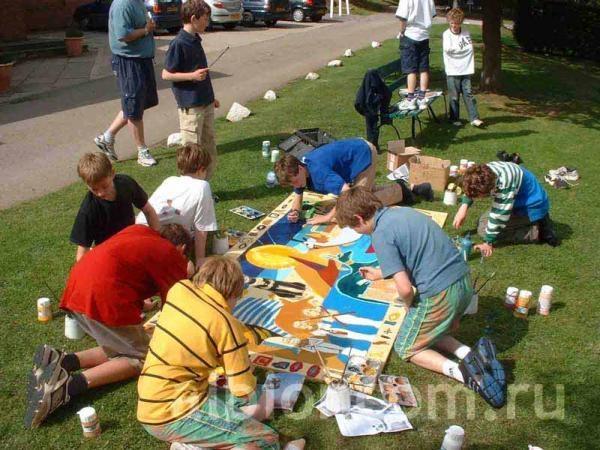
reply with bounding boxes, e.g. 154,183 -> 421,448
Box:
112,55 -> 158,120
400,37 -> 430,74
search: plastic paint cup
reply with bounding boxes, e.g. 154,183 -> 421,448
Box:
537,285 -> 554,316
513,290 -> 533,319
65,314 -> 85,340
504,287 -> 519,309
325,380 -> 351,414
262,141 -> 271,158
266,171 -> 277,188
270,149 -> 280,163
459,159 -> 468,173
212,235 -> 230,255
449,165 -> 459,177
78,406 -> 101,438
37,297 -> 52,322
467,161 -> 475,168
443,190 -> 458,206
464,293 -> 478,315
441,425 -> 465,450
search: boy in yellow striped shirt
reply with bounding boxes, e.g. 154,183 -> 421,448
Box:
137,256 -> 304,450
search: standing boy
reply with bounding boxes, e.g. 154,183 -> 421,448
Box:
443,8 -> 483,127
396,0 -> 437,111
335,187 -> 506,409
162,0 -> 220,180
24,224 -> 194,428
94,0 -> 159,167
453,161 -> 558,257
138,256 -> 305,450
137,144 -> 218,266
274,138 -> 433,225
71,152 -> 160,261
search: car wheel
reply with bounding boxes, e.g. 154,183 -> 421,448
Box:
242,11 -> 255,25
223,22 -> 237,30
264,19 -> 277,26
292,8 -> 305,22
311,15 -> 323,22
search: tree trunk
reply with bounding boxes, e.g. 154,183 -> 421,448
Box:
480,0 -> 502,92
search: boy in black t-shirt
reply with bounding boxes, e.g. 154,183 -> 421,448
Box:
162,0 -> 219,180
71,152 -> 160,261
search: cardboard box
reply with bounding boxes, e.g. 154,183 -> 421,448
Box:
386,141 -> 420,171
408,155 -> 451,192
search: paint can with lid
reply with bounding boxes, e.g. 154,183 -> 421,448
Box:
537,285 -> 554,316
65,313 -> 85,340
504,287 -> 519,309
37,297 -> 52,322
78,406 -> 101,438
261,140 -> 271,158
513,290 -> 533,319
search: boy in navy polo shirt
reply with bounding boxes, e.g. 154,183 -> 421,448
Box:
162,0 -> 219,180
274,138 -> 433,225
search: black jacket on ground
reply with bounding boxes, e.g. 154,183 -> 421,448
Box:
354,69 -> 392,151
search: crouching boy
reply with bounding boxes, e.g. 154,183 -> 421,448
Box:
335,187 -> 506,408
24,224 -> 193,428
137,256 -> 305,450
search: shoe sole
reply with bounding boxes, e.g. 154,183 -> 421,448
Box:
461,351 -> 506,409
28,345 -> 58,399
24,359 -> 62,428
475,338 -> 506,388
137,160 -> 157,167
94,138 -> 118,161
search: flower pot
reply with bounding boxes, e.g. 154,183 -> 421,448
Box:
65,37 -> 84,57
0,62 -> 14,94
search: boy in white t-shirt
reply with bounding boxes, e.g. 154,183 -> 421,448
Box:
137,144 -> 217,265
443,8 -> 483,127
396,0 -> 437,111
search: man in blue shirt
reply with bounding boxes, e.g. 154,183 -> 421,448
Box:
274,138 -> 433,224
162,0 -> 219,180
334,186 -> 507,409
94,0 -> 159,167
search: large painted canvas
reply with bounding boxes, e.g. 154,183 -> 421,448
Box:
229,192 -> 407,394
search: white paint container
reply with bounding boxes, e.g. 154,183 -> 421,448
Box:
443,190 -> 458,206
78,406 -> 101,438
212,235 -> 230,255
270,149 -> 280,163
459,159 -> 468,173
464,293 -> 478,315
504,287 -> 519,309
467,161 -> 475,168
65,314 -> 85,340
325,380 -> 351,414
37,297 -> 52,322
449,165 -> 458,177
537,285 -> 554,316
441,425 -> 465,450
261,140 -> 270,158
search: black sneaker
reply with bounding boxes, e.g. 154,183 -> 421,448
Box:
473,337 -> 506,388
28,345 -> 64,400
94,134 -> 118,161
459,350 -> 506,409
24,358 -> 71,428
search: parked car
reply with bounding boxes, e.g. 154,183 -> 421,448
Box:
204,0 -> 243,29
288,0 -> 327,22
242,0 -> 290,27
73,0 -> 183,33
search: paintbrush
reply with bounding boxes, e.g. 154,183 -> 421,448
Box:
476,271 -> 497,294
312,345 -> 333,381
297,311 -> 355,323
209,46 -> 230,68
43,279 -> 60,302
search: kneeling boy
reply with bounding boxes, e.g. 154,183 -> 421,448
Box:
335,187 -> 506,408
137,256 -> 304,450
453,161 -> 558,257
25,224 -> 193,428
274,138 -> 432,225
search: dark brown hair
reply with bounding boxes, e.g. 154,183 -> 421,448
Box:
462,164 -> 497,198
176,143 -> 212,175
273,154 -> 302,186
159,223 -> 193,257
193,256 -> 245,301
335,186 -> 383,228
77,152 -> 113,184
182,0 -> 210,23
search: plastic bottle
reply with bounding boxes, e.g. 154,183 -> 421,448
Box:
459,234 -> 473,261
266,171 -> 277,188
440,425 -> 465,450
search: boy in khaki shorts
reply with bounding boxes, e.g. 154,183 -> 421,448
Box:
24,224 -> 194,429
162,0 -> 219,180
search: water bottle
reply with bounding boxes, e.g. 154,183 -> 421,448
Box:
266,171 -> 277,188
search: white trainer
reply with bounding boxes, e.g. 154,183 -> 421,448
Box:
417,97 -> 429,110
94,134 -> 118,161
398,98 -> 417,111
137,148 -> 157,167
471,119 -> 484,127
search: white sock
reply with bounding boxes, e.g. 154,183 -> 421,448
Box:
103,130 -> 114,142
454,345 -> 471,360
442,359 -> 464,383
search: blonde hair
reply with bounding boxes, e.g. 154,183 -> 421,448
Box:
176,143 -> 212,175
77,152 -> 113,184
193,256 -> 245,301
335,186 -> 382,228
446,8 -> 465,23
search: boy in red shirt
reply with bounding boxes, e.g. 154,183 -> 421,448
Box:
24,224 -> 194,429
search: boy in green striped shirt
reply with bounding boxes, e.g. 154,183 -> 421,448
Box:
453,161 -> 558,257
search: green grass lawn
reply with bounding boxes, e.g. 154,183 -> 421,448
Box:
1,24 -> 599,449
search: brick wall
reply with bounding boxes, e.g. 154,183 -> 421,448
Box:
0,0 -> 91,42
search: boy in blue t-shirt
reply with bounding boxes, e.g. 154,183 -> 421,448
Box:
274,138 -> 433,225
162,0 -> 219,180
335,186 -> 507,409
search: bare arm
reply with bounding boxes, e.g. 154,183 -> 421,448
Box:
75,245 -> 89,262
120,20 -> 155,42
288,192 -> 304,223
162,68 -> 209,82
141,203 -> 160,231
194,230 -> 208,266
398,19 -> 407,36
392,270 -> 415,306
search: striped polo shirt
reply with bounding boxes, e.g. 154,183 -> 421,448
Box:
137,280 -> 257,426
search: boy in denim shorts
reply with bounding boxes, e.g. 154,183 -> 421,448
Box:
396,0 -> 437,111
162,0 -> 220,180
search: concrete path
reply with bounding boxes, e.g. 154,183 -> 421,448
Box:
0,13 -> 400,209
